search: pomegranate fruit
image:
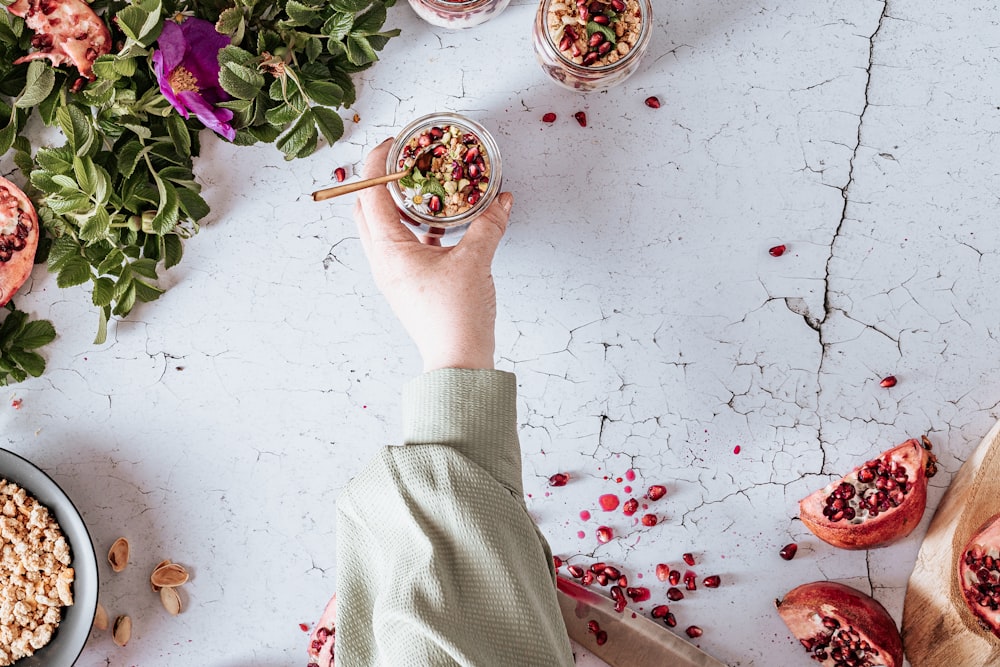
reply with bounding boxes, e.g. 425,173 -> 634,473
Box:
0,177 -> 39,307
8,0 -> 112,80
799,436 -> 937,549
957,512 -> 1000,638
776,581 -> 903,667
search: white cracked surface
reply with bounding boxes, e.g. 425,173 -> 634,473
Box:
3,0 -> 1000,665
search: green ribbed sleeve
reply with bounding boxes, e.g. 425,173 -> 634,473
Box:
334,369 -> 574,667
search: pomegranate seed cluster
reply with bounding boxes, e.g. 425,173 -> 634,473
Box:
798,618 -> 884,667
822,457 -> 911,523
0,187 -> 33,264
545,0 -> 643,68
962,546 -> 1000,613
396,124 -> 491,218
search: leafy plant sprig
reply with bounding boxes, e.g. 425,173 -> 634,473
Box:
0,0 -> 398,371
0,303 -> 56,386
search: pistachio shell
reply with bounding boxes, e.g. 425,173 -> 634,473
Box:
150,562 -> 189,588
112,615 -> 131,647
93,601 -> 109,631
150,559 -> 171,592
160,585 -> 182,615
107,537 -> 129,573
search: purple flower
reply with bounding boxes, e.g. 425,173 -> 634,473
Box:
152,18 -> 236,141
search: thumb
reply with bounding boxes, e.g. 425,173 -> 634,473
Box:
459,192 -> 512,257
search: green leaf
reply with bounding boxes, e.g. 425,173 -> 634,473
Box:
79,207 -> 112,243
398,173 -> 416,189
586,21 -> 616,44
55,255 -> 92,287
218,44 -> 257,67
132,279 -> 163,302
130,258 -> 158,280
150,175 -> 180,235
113,282 -> 136,317
50,174 -> 79,191
312,106 -> 344,145
352,3 -> 386,35
418,177 -> 447,199
216,7 -> 244,35
6,349 -> 45,378
0,114 -> 16,156
92,277 -> 115,307
46,236 -> 81,269
162,234 -> 184,269
91,56 -> 121,81
304,80 -> 344,107
246,124 -> 282,143
345,34 -> 378,66
97,248 -> 126,275
322,12 -> 353,41
175,188 -> 209,221
13,320 -> 56,350
219,62 -> 265,100
264,103 -> 300,126
35,146 -> 75,174
94,307 -> 109,345
165,113 -> 192,157
117,141 -> 144,179
304,36 -> 323,63
57,105 -> 95,157
73,156 -> 97,195
45,194 -> 91,214
332,0 -> 371,12
285,0 -> 320,25
15,61 -> 55,109
275,110 -> 317,158
116,0 -> 163,45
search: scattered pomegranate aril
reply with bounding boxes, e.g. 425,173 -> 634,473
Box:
641,514 -> 658,526
703,575 -> 721,588
664,612 -> 677,627
682,553 -> 696,566
647,485 -> 667,501
582,571 -> 595,586
626,587 -> 650,602
651,605 -> 670,619
596,526 -> 613,543
596,573 -> 608,586
588,619 -> 600,634
553,555 -> 562,569
685,625 -> 703,638
590,561 -> 606,574
776,581 -> 904,667
768,244 -> 787,257
574,111 -> 587,127
779,543 -> 798,560
599,494 -> 620,511
593,13 -> 609,25
595,629 -> 608,645
603,565 -> 620,579
610,0 -> 625,10
617,575 -> 628,588
799,436 -> 938,549
334,167 -> 346,182
542,112 -> 557,123
655,563 -> 670,582
622,498 -> 639,516
683,571 -> 697,591
644,96 -> 661,109
667,587 -> 684,601
957,512 -> 1000,638
669,570 -> 681,586
548,472 -> 569,487
880,375 -> 898,388
567,564 -> 585,578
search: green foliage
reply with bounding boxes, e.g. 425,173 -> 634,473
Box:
0,0 -> 400,381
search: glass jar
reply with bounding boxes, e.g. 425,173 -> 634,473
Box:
386,113 -> 503,243
408,0 -> 511,29
533,0 -> 653,92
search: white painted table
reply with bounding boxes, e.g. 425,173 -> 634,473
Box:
4,0 -> 1000,665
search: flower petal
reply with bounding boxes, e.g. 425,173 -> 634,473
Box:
177,90 -> 236,141
154,21 -> 187,72
177,18 -> 231,91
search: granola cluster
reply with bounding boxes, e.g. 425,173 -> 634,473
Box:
0,479 -> 74,666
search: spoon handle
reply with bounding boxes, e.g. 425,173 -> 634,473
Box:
312,170 -> 408,201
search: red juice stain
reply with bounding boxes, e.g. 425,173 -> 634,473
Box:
577,530 -> 586,539
733,445 -> 741,455
623,485 -> 632,493
598,494 -> 620,511
625,469 -> 636,481
615,477 -> 623,483
580,510 -> 592,521
299,623 -> 309,632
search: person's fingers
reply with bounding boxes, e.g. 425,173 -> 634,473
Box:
457,192 -> 512,258
354,198 -> 373,257
357,139 -> 417,246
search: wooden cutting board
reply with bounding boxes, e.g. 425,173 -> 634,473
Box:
902,420 -> 1000,666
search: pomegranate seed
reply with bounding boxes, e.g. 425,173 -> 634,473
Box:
582,52 -> 599,66
299,622 -> 309,632
464,146 -> 480,163
595,629 -> 608,645
779,543 -> 798,560
588,32 -> 604,47
703,575 -> 721,588
682,553 -> 695,566
574,111 -> 587,127
553,555 -> 563,569
596,526 -> 613,543
427,195 -> 442,213
655,563 -> 670,582
768,244 -> 787,257
614,597 -> 627,613
582,571 -> 595,585
542,112 -> 557,123
650,604 -> 669,619
622,498 -> 639,516
588,620 -> 600,634
599,494 -> 620,511
669,570 -> 681,585
617,575 -> 628,588
334,167 -> 346,182
590,562 -> 606,574
428,126 -> 444,139
548,472 -> 569,487
685,625 -> 703,638
667,587 -> 684,601
567,564 -> 585,578
644,96 -> 661,109
880,375 -> 897,388
610,585 -> 624,601
664,612 -> 677,627
626,587 -> 650,602
647,485 -> 667,501
603,565 -> 620,579
641,514 -> 658,526
610,0 -> 625,10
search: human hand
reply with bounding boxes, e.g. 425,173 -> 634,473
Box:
354,138 -> 514,372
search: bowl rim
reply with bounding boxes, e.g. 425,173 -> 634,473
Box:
0,447 -> 99,667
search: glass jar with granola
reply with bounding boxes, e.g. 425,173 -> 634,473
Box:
408,0 -> 511,30
532,0 -> 653,92
386,113 -> 503,243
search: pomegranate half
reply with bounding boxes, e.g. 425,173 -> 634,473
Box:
776,581 -> 903,667
0,177 -> 39,307
957,512 -> 1000,639
799,437 -> 938,550
7,0 -> 112,80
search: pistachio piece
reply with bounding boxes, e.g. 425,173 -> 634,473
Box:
112,615 -> 131,647
150,559 -> 171,591
107,537 -> 129,573
150,562 -> 189,588
93,601 -> 109,631
160,585 -> 182,615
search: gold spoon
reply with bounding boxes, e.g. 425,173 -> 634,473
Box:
312,148 -> 436,202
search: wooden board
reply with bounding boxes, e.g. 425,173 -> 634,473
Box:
902,420 -> 1000,666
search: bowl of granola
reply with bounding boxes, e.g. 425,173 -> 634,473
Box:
386,113 -> 503,243
0,448 -> 98,666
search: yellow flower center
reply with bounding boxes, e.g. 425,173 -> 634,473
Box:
168,66 -> 199,93
412,194 -> 424,205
